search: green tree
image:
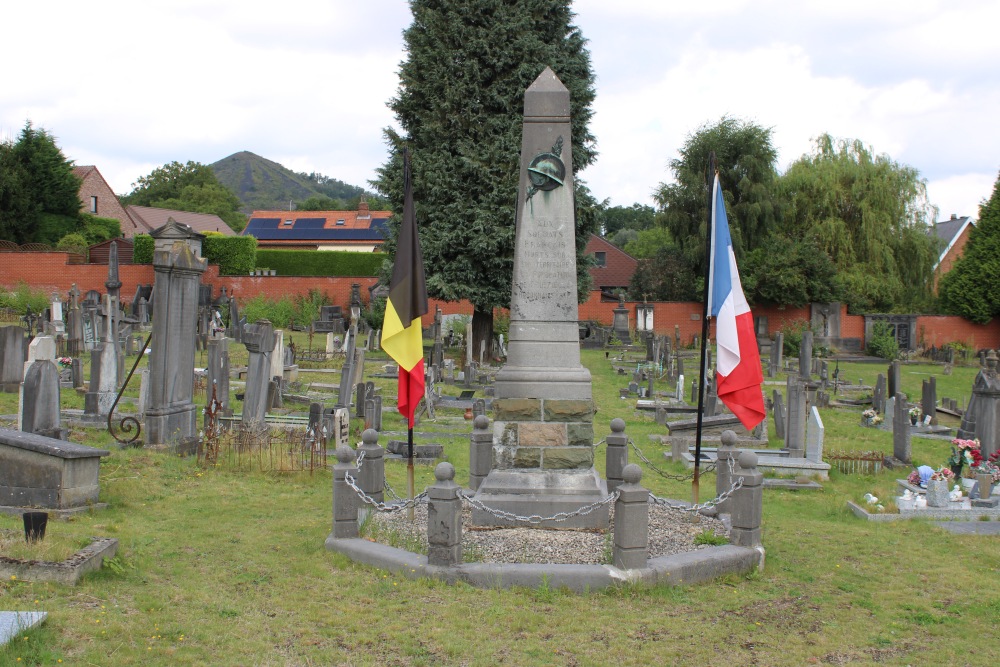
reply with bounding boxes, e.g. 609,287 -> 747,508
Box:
373,0 -> 597,354
779,135 -> 938,313
297,195 -> 346,211
0,122 -> 82,244
654,116 -> 780,278
599,202 -> 655,237
124,161 -> 246,231
939,171 -> 1000,323
740,235 -> 839,307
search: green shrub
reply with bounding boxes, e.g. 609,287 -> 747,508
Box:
133,235 -> 154,264
781,319 -> 815,358
203,235 -> 257,275
294,289 -> 333,329
363,295 -> 386,331
78,213 -> 122,244
866,321 -> 900,360
255,249 -> 383,276
241,294 -> 297,329
0,282 -> 51,312
56,233 -> 89,257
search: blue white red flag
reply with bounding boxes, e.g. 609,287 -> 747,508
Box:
706,173 -> 765,430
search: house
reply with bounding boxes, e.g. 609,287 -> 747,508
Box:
241,202 -> 390,251
932,214 -> 975,291
72,166 -> 140,237
584,234 -> 638,298
126,206 -> 236,237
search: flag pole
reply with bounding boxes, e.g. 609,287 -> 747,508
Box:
407,424 -> 415,521
693,151 -> 717,504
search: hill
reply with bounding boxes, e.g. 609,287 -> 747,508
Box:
210,151 -> 367,213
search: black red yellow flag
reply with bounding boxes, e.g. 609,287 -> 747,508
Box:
381,150 -> 428,427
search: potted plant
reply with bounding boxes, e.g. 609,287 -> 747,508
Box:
861,408 -> 882,427
947,438 -> 982,490
908,406 -> 922,426
972,453 -> 1000,499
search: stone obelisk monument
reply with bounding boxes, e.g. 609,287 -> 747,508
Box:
472,68 -> 607,529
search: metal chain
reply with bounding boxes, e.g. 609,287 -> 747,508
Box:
592,437 -> 607,449
628,438 -> 717,481
457,488 -> 619,525
648,474 -> 744,513
344,468 -> 428,512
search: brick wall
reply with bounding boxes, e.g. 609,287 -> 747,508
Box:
2,252 -> 996,345
77,171 -> 140,237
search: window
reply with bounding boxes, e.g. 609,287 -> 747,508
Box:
594,251 -> 606,267
283,219 -> 293,226
336,219 -> 345,226
89,196 -> 98,213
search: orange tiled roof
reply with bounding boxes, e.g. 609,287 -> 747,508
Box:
245,209 -> 392,232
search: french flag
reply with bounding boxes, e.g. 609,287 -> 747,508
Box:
707,173 -> 765,430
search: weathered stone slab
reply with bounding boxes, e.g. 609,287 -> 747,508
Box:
493,398 -> 541,421
0,429 -> 109,509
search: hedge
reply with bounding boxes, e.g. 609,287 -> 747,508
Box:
255,249 -> 385,277
131,234 -> 257,275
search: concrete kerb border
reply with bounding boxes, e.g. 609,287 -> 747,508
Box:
847,500 -> 1000,522
324,536 -> 763,593
0,537 -> 118,585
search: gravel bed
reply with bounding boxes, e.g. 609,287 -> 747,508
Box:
365,500 -> 728,565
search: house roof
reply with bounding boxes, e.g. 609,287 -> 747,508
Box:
126,205 -> 235,236
585,234 -> 638,290
72,165 -> 97,179
933,214 -> 974,267
242,205 -> 391,243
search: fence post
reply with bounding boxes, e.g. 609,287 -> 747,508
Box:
605,418 -> 628,494
427,462 -> 462,566
469,415 -> 492,491
358,428 -> 384,503
715,429 -> 739,514
730,450 -> 764,550
613,463 -> 649,570
332,445 -> 359,539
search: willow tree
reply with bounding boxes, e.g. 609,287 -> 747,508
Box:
779,135 -> 938,312
373,0 -> 598,353
939,172 -> 1000,323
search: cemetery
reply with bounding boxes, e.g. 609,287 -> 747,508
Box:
0,71 -> 997,665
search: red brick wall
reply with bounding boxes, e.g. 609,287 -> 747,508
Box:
3,253 -> 997,345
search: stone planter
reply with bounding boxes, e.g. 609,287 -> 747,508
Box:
926,479 -> 949,507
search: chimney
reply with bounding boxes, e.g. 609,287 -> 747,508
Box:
358,200 -> 370,219
951,214 -> 958,220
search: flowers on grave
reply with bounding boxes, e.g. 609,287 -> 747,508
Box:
930,467 -> 955,482
908,406 -> 922,419
57,357 -> 72,369
947,438 -> 982,478
972,451 -> 1000,484
861,408 -> 882,426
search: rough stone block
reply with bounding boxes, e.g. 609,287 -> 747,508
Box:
513,447 -> 541,468
566,422 -> 595,447
493,398 -> 541,421
543,399 -> 594,422
517,422 -> 567,447
541,447 -> 593,469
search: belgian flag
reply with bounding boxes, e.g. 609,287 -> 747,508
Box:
381,150 -> 428,427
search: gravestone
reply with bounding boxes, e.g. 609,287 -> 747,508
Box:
958,350 -> 1000,459
921,376 -> 937,425
474,68 -> 607,529
772,389 -> 786,440
145,229 -> 207,447
48,292 -> 65,337
0,326 -> 26,392
799,331 -> 812,381
873,374 -> 886,415
785,377 -> 806,458
242,320 -> 276,423
805,406 -> 824,463
20,336 -> 58,431
83,340 -> 118,419
611,295 -> 631,345
331,407 -> 350,450
71,357 -> 83,389
887,360 -> 901,400
206,337 -> 230,410
270,329 -> 285,384
66,284 -> 83,356
137,369 -> 150,415
336,328 -> 356,409
891,392 -> 911,465
21,359 -> 63,439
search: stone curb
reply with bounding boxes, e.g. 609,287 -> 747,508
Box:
325,537 -> 761,592
847,501 -> 1000,522
0,537 -> 118,585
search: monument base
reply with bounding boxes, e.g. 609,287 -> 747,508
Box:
145,403 -> 197,447
471,468 -> 610,530
494,366 -> 593,400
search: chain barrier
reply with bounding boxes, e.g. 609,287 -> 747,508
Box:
648,473 -> 744,513
627,438 -> 717,481
457,488 -> 619,526
592,437 -> 607,449
344,469 -> 428,512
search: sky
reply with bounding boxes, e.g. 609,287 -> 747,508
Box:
2,0 -> 997,221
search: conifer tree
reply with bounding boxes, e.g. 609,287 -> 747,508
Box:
939,172 -> 1000,323
374,0 -> 598,351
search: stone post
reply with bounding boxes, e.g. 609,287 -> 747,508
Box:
145,238 -> 207,446
468,415 -> 492,491
357,428 -> 384,504
206,336 -> 230,408
427,462 -> 462,566
332,445 -> 359,539
785,377 -> 806,458
892,391 -> 911,464
799,331 -> 812,381
241,320 -> 276,424
605,418 -> 628,494
729,450 -> 764,549
715,430 -> 739,515
612,463 -> 649,570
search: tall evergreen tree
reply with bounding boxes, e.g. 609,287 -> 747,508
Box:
373,0 -> 598,352
779,135 -> 938,313
939,171 -> 1000,323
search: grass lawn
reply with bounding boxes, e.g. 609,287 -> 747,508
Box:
1,341 -> 999,666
